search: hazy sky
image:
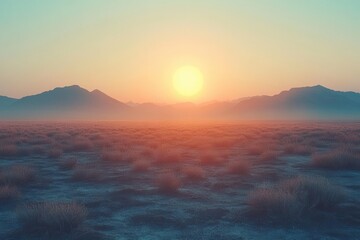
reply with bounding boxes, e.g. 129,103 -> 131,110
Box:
0,0 -> 359,103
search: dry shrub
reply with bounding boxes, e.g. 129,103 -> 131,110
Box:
31,146 -> 46,155
17,202 -> 87,234
311,149 -> 360,170
155,149 -> 181,165
283,144 -> 313,156
0,165 -> 36,186
68,138 -> 93,152
182,166 -> 205,181
248,188 -> 302,220
58,158 -> 77,171
71,166 -> 102,183
227,160 -> 250,175
102,151 -> 126,162
48,148 -> 63,159
140,148 -> 155,158
199,152 -> 222,166
0,185 -> 20,202
132,160 -> 151,172
247,145 -> 265,156
279,176 -> 345,210
156,173 -> 181,194
247,176 -> 346,222
212,139 -> 234,149
260,151 -> 279,162
0,144 -> 17,157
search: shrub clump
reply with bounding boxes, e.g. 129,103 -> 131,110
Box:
102,151 -> 125,162
0,165 -> 36,186
247,176 -> 346,222
155,149 -> 181,165
58,158 -> 77,171
283,144 -> 312,156
132,160 -> 151,172
227,161 -> 250,175
182,166 -> 205,181
0,144 -> 18,157
47,148 -> 63,159
311,149 -> 360,170
17,202 -> 87,234
0,185 -> 20,202
71,166 -> 102,183
156,173 -> 181,194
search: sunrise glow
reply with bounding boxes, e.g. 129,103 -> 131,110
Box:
173,66 -> 203,97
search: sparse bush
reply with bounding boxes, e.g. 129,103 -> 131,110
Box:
248,188 -> 302,220
155,149 -> 182,165
17,202 -> 87,234
71,166 -> 102,183
0,165 -> 36,186
279,176 -> 345,210
247,176 -> 346,222
247,145 -> 264,156
68,138 -> 93,152
227,161 -> 250,175
260,151 -> 279,162
59,158 -> 77,171
199,152 -> 222,166
0,185 -> 20,202
182,166 -> 205,181
31,145 -> 46,155
140,148 -> 154,158
0,144 -> 17,157
283,144 -> 312,156
132,160 -> 150,172
156,173 -> 181,193
311,149 -> 360,170
102,151 -> 124,162
48,148 -> 63,158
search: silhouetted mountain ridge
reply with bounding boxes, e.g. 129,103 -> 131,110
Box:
0,85 -> 129,119
0,84 -> 359,120
233,85 -> 360,119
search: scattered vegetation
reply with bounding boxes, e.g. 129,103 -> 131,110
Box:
0,144 -> 18,157
247,176 -> 346,222
17,202 -> 87,234
156,173 -> 181,193
0,185 -> 20,202
311,148 -> 360,170
71,166 -> 102,183
0,122 -> 359,238
0,165 -> 36,186
227,160 -> 250,175
182,166 -> 205,181
132,159 -> 151,172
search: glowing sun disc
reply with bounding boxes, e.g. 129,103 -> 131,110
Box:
173,66 -> 203,97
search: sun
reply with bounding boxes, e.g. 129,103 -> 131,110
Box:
173,65 -> 203,97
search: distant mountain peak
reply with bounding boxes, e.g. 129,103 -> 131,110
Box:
287,85 -> 330,92
91,89 -> 102,94
52,85 -> 88,92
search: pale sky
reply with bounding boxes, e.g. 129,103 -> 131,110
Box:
0,0 -> 359,103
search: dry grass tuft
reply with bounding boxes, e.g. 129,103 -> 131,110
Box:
0,185 -> 20,202
156,173 -> 181,193
0,165 -> 36,186
132,160 -> 151,172
17,202 -> 87,234
311,149 -> 360,170
247,176 -> 346,221
227,160 -> 251,175
182,166 -> 205,181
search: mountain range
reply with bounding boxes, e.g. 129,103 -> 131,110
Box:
0,85 -> 359,120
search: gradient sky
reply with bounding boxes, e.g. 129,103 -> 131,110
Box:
0,0 -> 359,103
